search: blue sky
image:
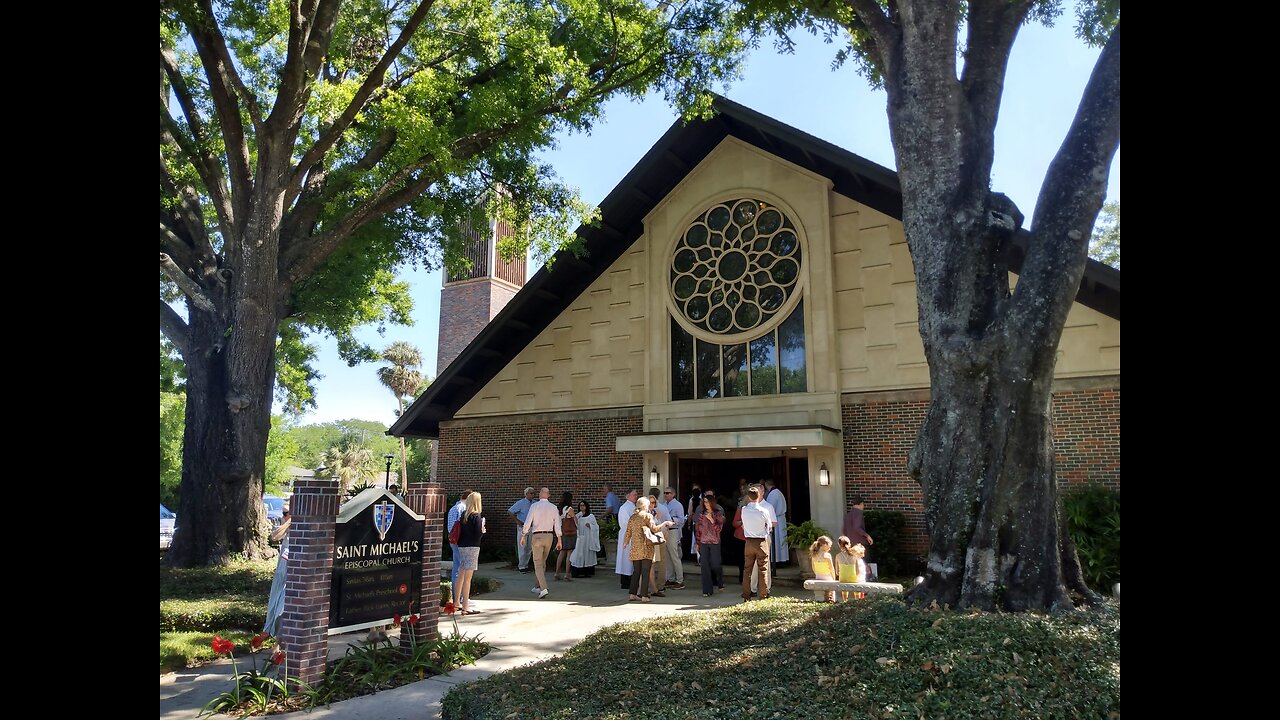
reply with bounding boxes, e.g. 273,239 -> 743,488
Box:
294,21 -> 1120,426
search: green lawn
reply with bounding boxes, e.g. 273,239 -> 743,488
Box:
443,596 -> 1120,720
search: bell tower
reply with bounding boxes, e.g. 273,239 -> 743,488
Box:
436,215 -> 526,374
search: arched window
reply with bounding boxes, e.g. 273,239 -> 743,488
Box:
670,199 -> 806,400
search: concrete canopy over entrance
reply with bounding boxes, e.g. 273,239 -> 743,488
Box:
615,425 -> 840,453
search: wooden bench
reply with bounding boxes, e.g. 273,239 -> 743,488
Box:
803,580 -> 904,597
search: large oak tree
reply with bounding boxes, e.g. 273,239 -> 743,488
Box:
745,0 -> 1120,610
159,0 -> 744,565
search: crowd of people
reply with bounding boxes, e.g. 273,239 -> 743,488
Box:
263,481 -> 875,638
451,479 -> 833,604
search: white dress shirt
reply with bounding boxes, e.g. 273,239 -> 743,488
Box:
521,499 -> 563,537
740,502 -> 772,538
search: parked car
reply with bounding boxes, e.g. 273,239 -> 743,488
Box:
160,503 -> 177,549
263,495 -> 286,528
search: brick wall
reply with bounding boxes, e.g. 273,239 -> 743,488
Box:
1052,387 -> 1120,489
437,412 -> 645,551
438,279 -> 521,374
841,386 -> 1121,559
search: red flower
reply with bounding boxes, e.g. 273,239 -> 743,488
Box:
211,635 -> 235,655
393,613 -> 402,625
409,613 -> 420,626
444,601 -> 455,615
251,632 -> 268,650
271,648 -> 286,665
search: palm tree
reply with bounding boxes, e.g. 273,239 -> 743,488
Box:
377,342 -> 424,487
319,444 -> 375,494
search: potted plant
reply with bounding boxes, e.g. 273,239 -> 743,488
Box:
786,520 -> 831,578
597,515 -> 620,563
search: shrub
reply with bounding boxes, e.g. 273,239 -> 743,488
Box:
161,596 -> 265,632
597,515 -> 620,542
785,519 -> 832,550
864,510 -> 908,576
1063,483 -> 1120,590
159,557 -> 275,599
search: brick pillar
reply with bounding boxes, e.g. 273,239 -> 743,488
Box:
401,480 -> 447,649
279,477 -> 340,686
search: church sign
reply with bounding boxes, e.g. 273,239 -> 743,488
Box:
329,488 -> 426,633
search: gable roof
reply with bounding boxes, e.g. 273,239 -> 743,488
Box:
391,96 -> 1121,439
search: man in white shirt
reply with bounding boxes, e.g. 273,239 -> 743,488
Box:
446,489 -> 473,592
740,486 -> 773,601
615,489 -> 639,589
519,487 -> 562,598
662,487 -> 686,588
749,484 -> 778,596
764,479 -> 789,564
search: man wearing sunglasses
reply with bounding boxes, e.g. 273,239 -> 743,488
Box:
661,488 -> 685,589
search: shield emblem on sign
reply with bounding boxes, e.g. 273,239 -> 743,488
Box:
374,502 -> 395,541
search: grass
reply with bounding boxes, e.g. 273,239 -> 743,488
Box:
160,629 -> 262,673
442,596 -> 1121,720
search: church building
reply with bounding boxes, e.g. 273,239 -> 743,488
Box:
391,97 -> 1120,560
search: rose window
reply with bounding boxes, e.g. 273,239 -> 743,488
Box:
670,199 -> 802,334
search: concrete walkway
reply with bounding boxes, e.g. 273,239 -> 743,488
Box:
160,559 -> 810,720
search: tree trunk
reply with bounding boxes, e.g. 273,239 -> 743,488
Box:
166,194 -> 285,567
871,7 -> 1118,611
904,341 -> 1072,611
166,310 -> 277,565
398,397 -> 409,487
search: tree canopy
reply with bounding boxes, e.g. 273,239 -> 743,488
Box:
159,0 -> 746,564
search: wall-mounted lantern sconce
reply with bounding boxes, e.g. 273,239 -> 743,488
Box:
818,462 -> 830,486
650,466 -> 660,487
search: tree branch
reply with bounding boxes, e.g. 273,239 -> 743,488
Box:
159,217 -> 199,273
960,0 -> 1033,180
270,0 -> 343,137
185,0 -> 255,230
160,299 -> 192,358
159,45 -> 236,235
841,0 -> 901,73
289,0 -> 437,204
158,150 -> 215,258
161,252 -> 218,313
1013,22 -> 1121,342
282,127 -> 399,246
159,96 -> 235,239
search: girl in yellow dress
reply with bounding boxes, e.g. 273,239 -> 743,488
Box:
836,536 -> 867,601
810,535 -> 836,602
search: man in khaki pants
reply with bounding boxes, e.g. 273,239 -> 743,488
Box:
662,487 -> 685,588
520,487 -> 563,598
739,486 -> 771,601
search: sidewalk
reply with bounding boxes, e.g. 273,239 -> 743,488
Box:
160,558 -> 809,720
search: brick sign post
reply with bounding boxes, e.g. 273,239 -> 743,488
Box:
400,480 -> 447,649
278,477 -> 340,687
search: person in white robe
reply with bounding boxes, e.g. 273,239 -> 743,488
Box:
569,501 -> 601,577
614,490 -> 638,588
765,480 -> 789,563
